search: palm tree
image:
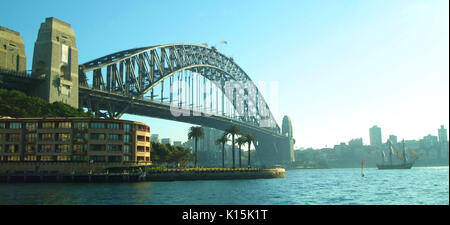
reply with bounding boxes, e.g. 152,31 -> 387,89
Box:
188,126 -> 204,168
225,124 -> 241,169
244,133 -> 256,168
236,136 -> 247,168
216,134 -> 229,168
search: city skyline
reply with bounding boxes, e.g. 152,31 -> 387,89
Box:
0,0 -> 448,149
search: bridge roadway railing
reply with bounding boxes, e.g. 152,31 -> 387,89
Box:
79,87 -> 285,139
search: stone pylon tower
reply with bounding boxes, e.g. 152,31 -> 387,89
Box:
0,26 -> 26,72
281,115 -> 295,162
31,17 -> 78,108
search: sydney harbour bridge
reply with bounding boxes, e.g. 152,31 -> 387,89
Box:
0,17 -> 295,166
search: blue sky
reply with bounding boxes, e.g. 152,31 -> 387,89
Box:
1,0 -> 448,148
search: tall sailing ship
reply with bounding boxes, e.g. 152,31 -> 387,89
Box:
376,140 -> 418,170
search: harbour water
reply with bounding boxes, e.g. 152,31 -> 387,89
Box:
0,166 -> 448,205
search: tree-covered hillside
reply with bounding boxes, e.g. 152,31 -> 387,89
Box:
0,88 -> 93,118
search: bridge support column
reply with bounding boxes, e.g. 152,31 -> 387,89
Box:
31,17 -> 78,108
255,136 -> 295,167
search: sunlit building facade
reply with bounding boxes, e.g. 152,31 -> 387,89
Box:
0,117 -> 151,163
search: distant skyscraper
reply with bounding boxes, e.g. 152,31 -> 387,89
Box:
348,138 -> 363,147
438,125 -> 449,159
422,134 -> 438,148
173,141 -> 182,147
438,125 -> 448,144
150,134 -> 160,143
369,125 -> 382,146
161,138 -> 172,145
388,135 -> 398,145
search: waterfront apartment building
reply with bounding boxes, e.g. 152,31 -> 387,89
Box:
369,125 -> 382,147
0,117 -> 151,164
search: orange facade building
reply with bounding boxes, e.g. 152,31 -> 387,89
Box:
0,117 -> 151,164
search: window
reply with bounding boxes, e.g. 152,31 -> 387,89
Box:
38,144 -> 52,153
0,145 -> 3,152
5,144 -> 18,153
137,156 -> 144,162
25,144 -> 36,153
73,144 -> 87,153
0,134 -> 3,141
25,122 -> 37,131
40,133 -> 53,141
137,125 -> 147,131
108,156 -> 121,162
124,124 -> 132,132
137,146 -> 145,152
72,156 -> 88,162
146,136 -> 150,142
58,122 -> 71,129
146,146 -> 150,152
41,122 -> 55,129
0,123 -> 5,129
90,144 -> 105,151
107,123 -> 120,130
8,133 -> 20,142
57,155 -> 71,161
107,144 -> 121,152
90,122 -> 105,129
24,155 -> 37,161
10,122 -> 21,129
40,156 -> 54,161
55,144 -> 70,153
74,122 -> 89,129
90,133 -> 105,140
56,133 -> 71,141
25,133 -> 36,142
90,156 -> 105,162
7,156 -> 20,161
123,145 -> 130,153
74,133 -> 86,142
123,156 -> 131,162
123,135 -> 131,143
108,134 -> 120,140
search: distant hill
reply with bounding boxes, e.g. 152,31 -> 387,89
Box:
0,88 -> 93,118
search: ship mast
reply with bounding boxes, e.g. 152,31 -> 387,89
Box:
402,140 -> 408,164
388,140 -> 394,166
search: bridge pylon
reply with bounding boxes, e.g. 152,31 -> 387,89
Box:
31,17 -> 78,108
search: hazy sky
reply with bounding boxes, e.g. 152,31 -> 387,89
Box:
1,0 -> 448,149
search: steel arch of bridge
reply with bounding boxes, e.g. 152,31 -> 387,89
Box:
79,43 -> 280,133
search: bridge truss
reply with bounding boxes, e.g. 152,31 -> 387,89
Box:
79,43 -> 281,135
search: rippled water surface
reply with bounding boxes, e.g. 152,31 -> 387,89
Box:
0,167 -> 448,205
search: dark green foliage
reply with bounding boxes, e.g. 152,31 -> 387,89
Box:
0,88 -> 93,118
151,142 -> 193,167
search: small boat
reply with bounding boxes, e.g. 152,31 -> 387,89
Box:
376,140 -> 418,170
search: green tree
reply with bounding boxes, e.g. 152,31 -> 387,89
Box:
244,133 -> 256,168
216,134 -> 229,168
236,136 -> 247,168
0,88 -> 93,118
225,124 -> 241,169
151,142 -> 170,165
188,126 -> 204,168
168,146 -> 192,168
